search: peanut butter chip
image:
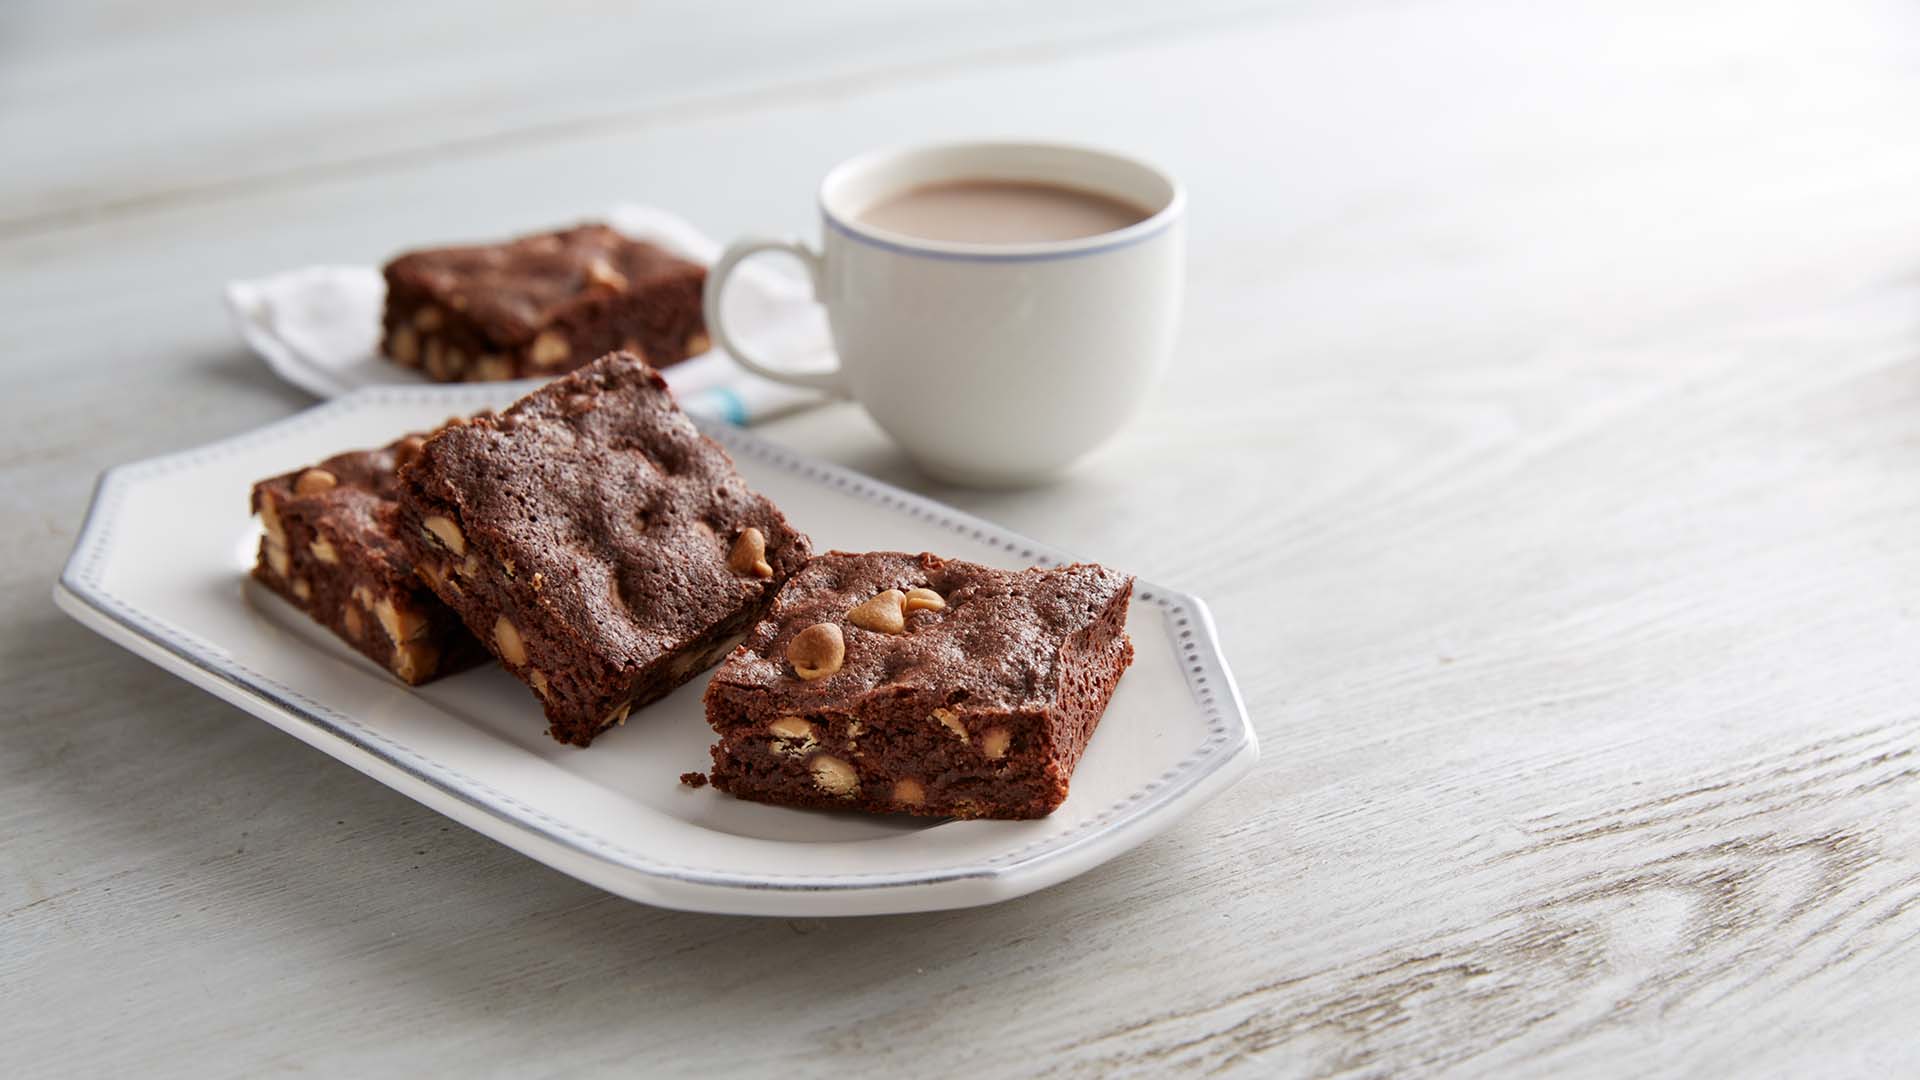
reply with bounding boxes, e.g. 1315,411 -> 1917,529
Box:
902,587 -> 946,614
848,590 -> 906,634
293,468 -> 338,496
389,326 -> 420,365
493,616 -> 528,667
529,330 -> 571,369
728,527 -> 773,578
423,515 -> 466,556
787,623 -> 845,681
375,597 -> 428,643
982,727 -> 1011,761
391,642 -> 440,683
768,715 -> 818,756
933,708 -> 967,740
258,495 -> 285,543
264,540 -> 290,578
768,715 -> 816,741
425,342 -> 468,381
810,755 -> 859,797
584,258 -> 629,291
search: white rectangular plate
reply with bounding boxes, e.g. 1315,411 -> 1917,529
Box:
55,387 -> 1257,916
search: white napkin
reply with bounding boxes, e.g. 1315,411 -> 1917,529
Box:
223,205 -> 831,424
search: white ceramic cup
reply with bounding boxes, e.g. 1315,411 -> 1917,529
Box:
704,140 -> 1185,487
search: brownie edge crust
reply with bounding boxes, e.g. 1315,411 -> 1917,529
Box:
702,552 -> 1135,819
250,435 -> 486,685
395,352 -> 810,746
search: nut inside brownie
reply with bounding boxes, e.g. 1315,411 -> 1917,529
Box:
251,435 -> 486,685
702,551 -> 1135,819
381,223 -> 710,383
395,351 -> 811,746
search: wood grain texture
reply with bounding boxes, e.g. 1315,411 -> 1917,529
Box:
6,0 -> 1920,1075
1056,716 -> 1920,1076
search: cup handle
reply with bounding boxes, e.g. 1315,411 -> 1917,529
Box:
702,235 -> 849,397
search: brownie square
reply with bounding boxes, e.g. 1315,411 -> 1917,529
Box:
701,552 -> 1135,819
381,223 -> 709,383
395,352 -> 811,746
251,435 -> 487,685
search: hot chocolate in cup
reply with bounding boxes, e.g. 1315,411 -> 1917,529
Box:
704,140 -> 1185,488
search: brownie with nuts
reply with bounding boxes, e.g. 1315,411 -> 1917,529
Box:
381,223 -> 709,383
251,435 -> 487,685
395,351 -> 810,746
701,552 -> 1135,819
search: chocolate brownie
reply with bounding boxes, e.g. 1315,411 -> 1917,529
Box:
701,552 -> 1135,819
381,224 -> 709,383
251,435 -> 487,685
394,352 -> 811,746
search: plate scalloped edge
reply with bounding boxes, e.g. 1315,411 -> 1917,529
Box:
53,385 -> 1260,913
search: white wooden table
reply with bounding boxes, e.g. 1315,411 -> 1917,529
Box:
7,1 -> 1920,1074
